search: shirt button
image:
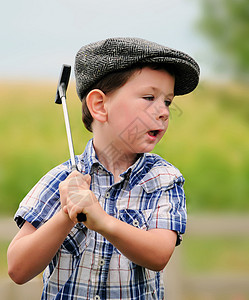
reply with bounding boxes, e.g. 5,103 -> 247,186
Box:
133,219 -> 139,227
105,192 -> 110,199
99,258 -> 105,266
94,296 -> 100,300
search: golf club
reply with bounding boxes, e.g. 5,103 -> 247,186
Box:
55,64 -> 86,222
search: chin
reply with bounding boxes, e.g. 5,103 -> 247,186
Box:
134,143 -> 156,154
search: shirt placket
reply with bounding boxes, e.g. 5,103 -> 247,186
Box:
93,177 -> 117,300
95,243 -> 114,300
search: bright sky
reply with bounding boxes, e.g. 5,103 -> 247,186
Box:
0,0 -> 213,81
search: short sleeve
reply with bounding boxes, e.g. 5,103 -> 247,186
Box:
14,163 -> 70,229
148,176 -> 187,234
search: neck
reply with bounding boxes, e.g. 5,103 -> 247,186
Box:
93,137 -> 137,181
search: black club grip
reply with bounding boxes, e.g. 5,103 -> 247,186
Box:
77,212 -> 87,222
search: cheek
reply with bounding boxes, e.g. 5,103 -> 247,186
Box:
108,105 -> 133,134
112,102 -> 136,121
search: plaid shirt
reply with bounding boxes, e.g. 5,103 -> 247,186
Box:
15,139 -> 187,300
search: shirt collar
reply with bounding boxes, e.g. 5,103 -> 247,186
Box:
80,139 -> 152,189
126,154 -> 153,190
81,139 -> 100,174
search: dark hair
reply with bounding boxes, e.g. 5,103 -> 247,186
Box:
81,63 -> 175,132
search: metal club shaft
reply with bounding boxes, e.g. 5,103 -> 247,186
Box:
55,65 -> 86,222
58,85 -> 77,170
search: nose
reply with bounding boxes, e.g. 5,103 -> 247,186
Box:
155,101 -> 169,122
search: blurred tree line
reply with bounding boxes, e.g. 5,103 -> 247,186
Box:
197,0 -> 249,80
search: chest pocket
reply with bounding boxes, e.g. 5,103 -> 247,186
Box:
118,209 -> 152,230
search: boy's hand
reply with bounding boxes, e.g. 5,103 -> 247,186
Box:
59,171 -> 107,228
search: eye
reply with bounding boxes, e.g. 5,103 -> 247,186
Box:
143,95 -> 154,101
164,100 -> 172,107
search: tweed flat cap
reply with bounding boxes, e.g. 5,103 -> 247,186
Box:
75,37 -> 200,99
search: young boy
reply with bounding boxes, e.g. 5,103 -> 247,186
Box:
8,37 -> 200,299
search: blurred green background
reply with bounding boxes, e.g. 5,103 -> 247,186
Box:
1,73 -> 249,299
1,0 -> 249,299
1,80 -> 248,215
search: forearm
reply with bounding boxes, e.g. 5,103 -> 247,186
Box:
98,215 -> 176,271
8,210 -> 75,284
58,171 -> 177,271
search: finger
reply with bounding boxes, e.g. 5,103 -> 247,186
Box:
65,170 -> 79,181
68,175 -> 90,191
63,205 -> 68,214
83,174 -> 91,187
68,190 -> 96,207
59,171 -> 79,192
69,205 -> 84,223
59,181 -> 66,192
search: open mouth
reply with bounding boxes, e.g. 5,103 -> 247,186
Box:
148,130 -> 160,137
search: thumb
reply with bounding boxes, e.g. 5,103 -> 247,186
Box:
63,205 -> 68,214
83,174 -> 91,187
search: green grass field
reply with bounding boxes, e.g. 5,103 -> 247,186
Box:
0,80 -> 248,215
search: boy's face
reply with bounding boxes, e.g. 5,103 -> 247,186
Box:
103,67 -> 175,154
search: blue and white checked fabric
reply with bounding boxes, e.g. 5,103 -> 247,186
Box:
14,139 -> 187,300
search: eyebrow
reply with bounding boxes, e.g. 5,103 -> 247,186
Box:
149,87 -> 174,98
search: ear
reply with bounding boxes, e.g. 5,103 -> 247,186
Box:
86,89 -> 108,123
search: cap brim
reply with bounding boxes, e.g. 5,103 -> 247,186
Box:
142,57 -> 200,96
